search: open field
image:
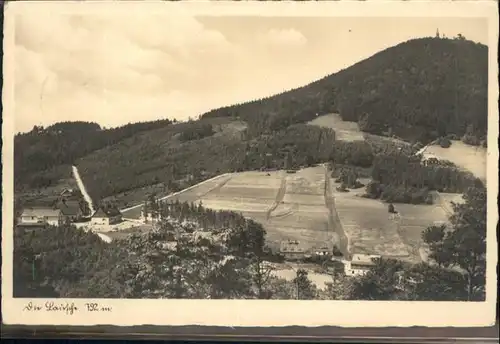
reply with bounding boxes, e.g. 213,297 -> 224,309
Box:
423,140 -> 487,182
308,113 -> 365,142
199,170 -> 283,214
199,167 -> 333,252
331,178 -> 450,263
262,167 -> 333,252
122,166 -> 334,253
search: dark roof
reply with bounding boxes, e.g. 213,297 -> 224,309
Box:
93,208 -> 108,218
58,200 -> 81,216
93,207 -> 122,218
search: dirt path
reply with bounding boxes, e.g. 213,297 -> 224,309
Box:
323,164 -> 350,258
266,171 -> 287,220
72,165 -> 95,215
120,173 -> 231,213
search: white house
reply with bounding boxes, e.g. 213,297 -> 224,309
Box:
91,208 -> 123,226
18,207 -> 63,226
344,254 -> 381,277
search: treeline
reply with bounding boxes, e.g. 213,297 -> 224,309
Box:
77,118 -> 478,206
362,152 -> 481,204
202,37 -> 487,144
178,122 -> 214,142
78,124 -> 350,202
14,119 -> 173,190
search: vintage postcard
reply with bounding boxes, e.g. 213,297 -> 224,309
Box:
2,0 -> 498,328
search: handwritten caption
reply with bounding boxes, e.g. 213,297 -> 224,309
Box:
23,301 -> 112,315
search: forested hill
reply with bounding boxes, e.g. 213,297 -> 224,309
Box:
14,119 -> 173,190
201,36 -> 488,144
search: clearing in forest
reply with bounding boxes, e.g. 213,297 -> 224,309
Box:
308,113 -> 365,142
422,140 -> 487,182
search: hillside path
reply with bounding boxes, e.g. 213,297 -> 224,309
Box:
120,173 -> 231,213
323,164 -> 350,258
72,165 -> 95,216
266,171 -> 287,220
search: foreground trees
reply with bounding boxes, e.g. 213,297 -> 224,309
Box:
339,185 -> 487,301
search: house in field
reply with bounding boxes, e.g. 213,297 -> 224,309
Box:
18,207 -> 63,227
90,207 -> 123,226
344,253 -> 381,277
280,240 -> 307,260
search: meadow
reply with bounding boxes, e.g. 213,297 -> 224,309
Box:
308,113 -> 365,142
423,140 -> 487,182
331,178 -> 450,263
200,167 -> 333,252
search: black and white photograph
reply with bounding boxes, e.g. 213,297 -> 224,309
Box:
2,0 -> 498,328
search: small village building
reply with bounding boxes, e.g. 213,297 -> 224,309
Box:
344,254 -> 381,277
280,240 -> 307,260
18,207 -> 63,226
314,246 -> 331,257
57,199 -> 83,223
91,208 -> 123,226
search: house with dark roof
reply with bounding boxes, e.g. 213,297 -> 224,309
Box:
91,207 -> 123,225
57,199 -> 84,223
18,207 -> 63,227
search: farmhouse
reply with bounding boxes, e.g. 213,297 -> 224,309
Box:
57,199 -> 83,222
18,207 -> 63,227
91,207 -> 123,225
280,240 -> 307,260
344,253 -> 381,277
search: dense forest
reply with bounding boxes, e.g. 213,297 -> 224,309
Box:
202,37 -> 487,144
14,119 -> 173,190
14,184 -> 486,300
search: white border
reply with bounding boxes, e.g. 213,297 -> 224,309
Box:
2,0 -> 498,327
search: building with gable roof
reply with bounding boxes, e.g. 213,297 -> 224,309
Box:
18,207 -> 63,227
91,207 -> 123,226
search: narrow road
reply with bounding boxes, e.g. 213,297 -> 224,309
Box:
323,164 -> 350,259
120,173 -> 231,213
266,171 -> 287,220
72,165 -> 95,216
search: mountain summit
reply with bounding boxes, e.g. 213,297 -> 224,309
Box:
202,37 -> 488,144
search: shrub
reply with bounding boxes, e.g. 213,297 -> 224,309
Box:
438,137 -> 451,148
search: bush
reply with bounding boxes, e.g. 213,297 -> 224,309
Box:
438,137 -> 452,148
462,134 -> 481,146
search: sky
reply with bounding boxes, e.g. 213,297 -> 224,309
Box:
11,5 -> 489,133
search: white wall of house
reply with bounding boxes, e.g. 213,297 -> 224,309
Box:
20,215 -> 60,226
46,217 -> 61,226
344,262 -> 372,277
91,217 -> 110,226
20,215 -> 40,224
